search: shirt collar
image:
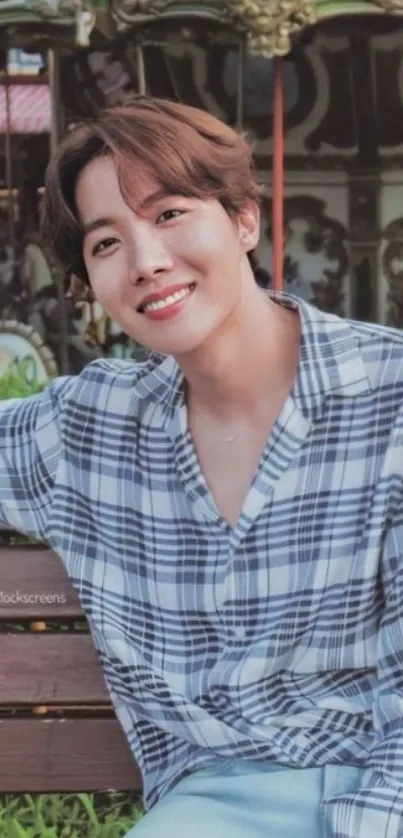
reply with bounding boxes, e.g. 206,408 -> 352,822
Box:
274,292 -> 371,413
133,292 -> 371,424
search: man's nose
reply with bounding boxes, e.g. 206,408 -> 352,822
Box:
128,229 -> 174,285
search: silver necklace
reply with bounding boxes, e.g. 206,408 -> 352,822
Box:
186,384 -> 241,445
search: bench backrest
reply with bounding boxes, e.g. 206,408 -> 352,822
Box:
0,541 -> 141,793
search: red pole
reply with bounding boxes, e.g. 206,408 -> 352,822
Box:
272,58 -> 284,292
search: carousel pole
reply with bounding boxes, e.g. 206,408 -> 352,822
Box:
47,48 -> 69,375
4,61 -> 15,252
136,44 -> 146,95
272,57 -> 284,292
236,38 -> 245,130
47,49 -> 62,159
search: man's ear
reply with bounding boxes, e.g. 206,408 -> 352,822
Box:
237,201 -> 261,253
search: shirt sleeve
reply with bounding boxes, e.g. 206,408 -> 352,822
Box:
325,503 -> 403,838
0,376 -> 75,540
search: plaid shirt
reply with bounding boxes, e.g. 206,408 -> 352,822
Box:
1,292 -> 403,838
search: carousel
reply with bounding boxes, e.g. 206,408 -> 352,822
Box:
0,0 -> 403,382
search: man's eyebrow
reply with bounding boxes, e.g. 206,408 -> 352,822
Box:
137,188 -> 172,211
82,217 -> 115,238
81,190 -> 173,238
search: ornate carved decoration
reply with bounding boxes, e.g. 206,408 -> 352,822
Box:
113,0 -> 177,10
223,0 -> 317,57
61,40 -> 316,135
374,0 -> 403,10
109,0 -> 317,57
0,0 -> 95,46
382,218 -> 403,327
111,0 -> 235,34
25,0 -> 81,20
5,0 -> 403,56
0,319 -> 58,385
259,195 -> 348,315
114,0 -> 175,22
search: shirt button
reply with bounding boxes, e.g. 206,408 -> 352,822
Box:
233,626 -> 246,640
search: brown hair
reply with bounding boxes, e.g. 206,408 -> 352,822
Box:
41,95 -> 262,289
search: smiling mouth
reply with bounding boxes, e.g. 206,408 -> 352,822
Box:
138,284 -> 196,314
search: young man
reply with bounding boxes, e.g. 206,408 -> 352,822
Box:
1,96 -> 403,838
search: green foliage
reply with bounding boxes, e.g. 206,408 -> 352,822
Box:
0,362 -> 47,401
0,792 -> 144,837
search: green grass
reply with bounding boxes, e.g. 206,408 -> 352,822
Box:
0,792 -> 144,837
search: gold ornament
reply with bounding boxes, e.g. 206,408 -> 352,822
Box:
223,0 -> 317,57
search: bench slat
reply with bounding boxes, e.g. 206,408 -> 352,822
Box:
0,718 -> 141,791
0,546 -> 143,794
0,547 -> 84,619
0,635 -> 111,703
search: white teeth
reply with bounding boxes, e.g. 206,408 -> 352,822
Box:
143,287 -> 191,313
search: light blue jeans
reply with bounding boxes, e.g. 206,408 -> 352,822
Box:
125,760 -> 365,837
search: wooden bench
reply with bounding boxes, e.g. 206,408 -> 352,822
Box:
0,540 -> 142,793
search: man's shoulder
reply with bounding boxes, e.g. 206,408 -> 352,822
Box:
65,352 -> 178,412
77,355 -> 157,388
342,316 -> 403,387
287,293 -> 403,410
299,294 -> 403,360
344,316 -> 403,351
296,292 -> 403,391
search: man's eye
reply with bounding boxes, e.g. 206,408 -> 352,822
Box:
157,209 -> 184,224
92,237 -> 118,256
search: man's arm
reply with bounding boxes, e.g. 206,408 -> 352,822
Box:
0,376 -> 75,539
325,502 -> 403,838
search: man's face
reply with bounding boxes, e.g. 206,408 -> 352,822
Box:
75,155 -> 260,357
